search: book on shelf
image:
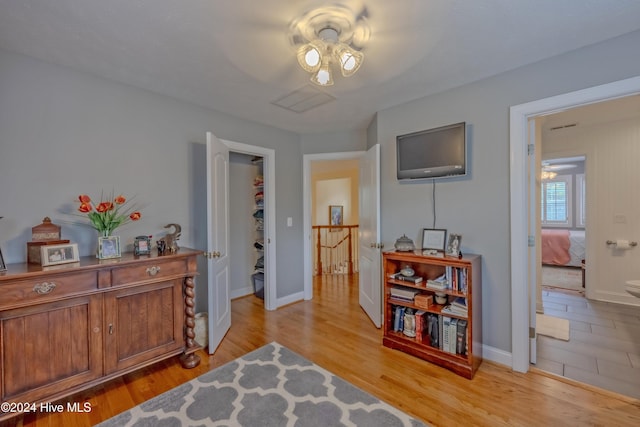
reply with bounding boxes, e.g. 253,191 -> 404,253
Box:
393,306 -> 405,332
456,319 -> 468,355
390,286 -> 421,301
427,313 -> 439,347
426,274 -> 448,290
390,273 -> 423,283
414,310 -> 426,343
441,304 -> 468,317
442,316 -> 451,352
449,318 -> 458,354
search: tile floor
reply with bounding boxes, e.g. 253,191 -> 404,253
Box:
535,288 -> 640,399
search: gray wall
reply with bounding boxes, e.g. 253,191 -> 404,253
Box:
376,30 -> 640,353
2,27 -> 640,357
0,49 -> 302,311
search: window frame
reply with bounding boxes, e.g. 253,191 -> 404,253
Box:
541,174 -> 572,227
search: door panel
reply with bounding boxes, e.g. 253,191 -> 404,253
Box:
359,144 -> 381,327
206,132 -> 231,353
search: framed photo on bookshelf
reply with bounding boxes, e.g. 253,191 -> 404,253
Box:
447,233 -> 462,256
422,228 -> 447,252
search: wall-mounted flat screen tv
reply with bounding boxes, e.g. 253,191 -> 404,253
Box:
396,122 -> 466,180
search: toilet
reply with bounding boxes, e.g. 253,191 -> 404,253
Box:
625,280 -> 640,298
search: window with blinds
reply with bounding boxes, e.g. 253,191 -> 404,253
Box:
541,175 -> 572,226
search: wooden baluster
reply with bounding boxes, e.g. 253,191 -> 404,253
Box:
316,227 -> 322,276
348,227 -> 353,275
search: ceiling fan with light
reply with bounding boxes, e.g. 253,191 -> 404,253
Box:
289,5 -> 370,86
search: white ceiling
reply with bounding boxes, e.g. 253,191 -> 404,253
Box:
1,0 -> 640,134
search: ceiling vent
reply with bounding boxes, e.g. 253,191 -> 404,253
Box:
549,123 -> 578,131
271,85 -> 335,113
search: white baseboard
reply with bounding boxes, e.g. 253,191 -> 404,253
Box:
276,291 -> 305,308
231,286 -> 254,300
482,344 -> 512,368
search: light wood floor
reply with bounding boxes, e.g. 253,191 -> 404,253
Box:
7,274 -> 640,426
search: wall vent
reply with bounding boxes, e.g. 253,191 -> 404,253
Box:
549,123 -> 578,131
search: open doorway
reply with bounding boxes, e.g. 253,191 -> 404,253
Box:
303,152 -> 364,300
510,76 -> 640,387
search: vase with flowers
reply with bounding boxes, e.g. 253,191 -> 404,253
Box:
77,192 -> 142,258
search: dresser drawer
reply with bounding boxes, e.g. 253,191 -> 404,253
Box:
111,258 -> 187,286
0,271 -> 99,307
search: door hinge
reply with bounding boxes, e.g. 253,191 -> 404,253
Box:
529,327 -> 536,339
528,235 -> 535,247
527,144 -> 535,155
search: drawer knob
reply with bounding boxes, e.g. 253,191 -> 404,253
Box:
33,282 -> 56,294
146,266 -> 161,276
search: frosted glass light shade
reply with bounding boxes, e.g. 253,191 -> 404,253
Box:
297,42 -> 323,73
311,58 -> 333,86
335,44 -> 363,76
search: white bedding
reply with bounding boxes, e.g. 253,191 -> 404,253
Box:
567,229 -> 585,267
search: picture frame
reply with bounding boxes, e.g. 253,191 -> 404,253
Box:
40,243 -> 79,266
0,248 -> 6,272
422,228 -> 447,252
98,236 -> 121,259
447,233 -> 462,256
134,235 -> 151,256
329,205 -> 343,231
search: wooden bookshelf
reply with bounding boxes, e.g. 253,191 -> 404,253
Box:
382,250 -> 482,379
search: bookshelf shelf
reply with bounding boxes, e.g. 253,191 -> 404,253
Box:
382,250 -> 482,379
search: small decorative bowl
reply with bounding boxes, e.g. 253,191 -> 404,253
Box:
394,234 -> 415,252
400,266 -> 415,277
435,292 -> 448,305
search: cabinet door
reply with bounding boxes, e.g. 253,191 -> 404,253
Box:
104,280 -> 183,374
1,295 -> 103,403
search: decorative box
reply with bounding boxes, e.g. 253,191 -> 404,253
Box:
27,217 -> 67,264
414,294 -> 433,309
31,217 -> 61,241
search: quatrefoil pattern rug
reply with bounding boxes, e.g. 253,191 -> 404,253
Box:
98,342 -> 427,427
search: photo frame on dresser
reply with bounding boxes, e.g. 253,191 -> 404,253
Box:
40,243 -> 79,266
422,228 -> 447,253
98,236 -> 121,259
0,248 -> 6,271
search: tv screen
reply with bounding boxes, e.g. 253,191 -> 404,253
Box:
396,122 -> 466,180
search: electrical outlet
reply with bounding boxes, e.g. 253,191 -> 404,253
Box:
614,214 -> 626,224
287,217 -> 292,227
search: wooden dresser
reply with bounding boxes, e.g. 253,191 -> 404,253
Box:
0,248 -> 201,420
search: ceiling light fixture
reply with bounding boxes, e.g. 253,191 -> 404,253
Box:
290,6 -> 369,86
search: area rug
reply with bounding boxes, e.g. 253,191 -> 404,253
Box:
536,313 -> 570,341
541,265 -> 583,292
97,342 -> 427,427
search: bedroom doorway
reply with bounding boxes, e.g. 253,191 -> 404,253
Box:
510,75 -> 640,375
538,155 -> 586,296
512,83 -> 640,398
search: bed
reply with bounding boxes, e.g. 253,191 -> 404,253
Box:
541,229 -> 585,267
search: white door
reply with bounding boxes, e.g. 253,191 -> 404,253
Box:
206,132 -> 231,354
359,144 -> 382,327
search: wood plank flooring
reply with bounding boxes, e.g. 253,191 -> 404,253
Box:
6,273 -> 640,427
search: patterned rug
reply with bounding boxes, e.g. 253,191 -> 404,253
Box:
97,342 -> 427,427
